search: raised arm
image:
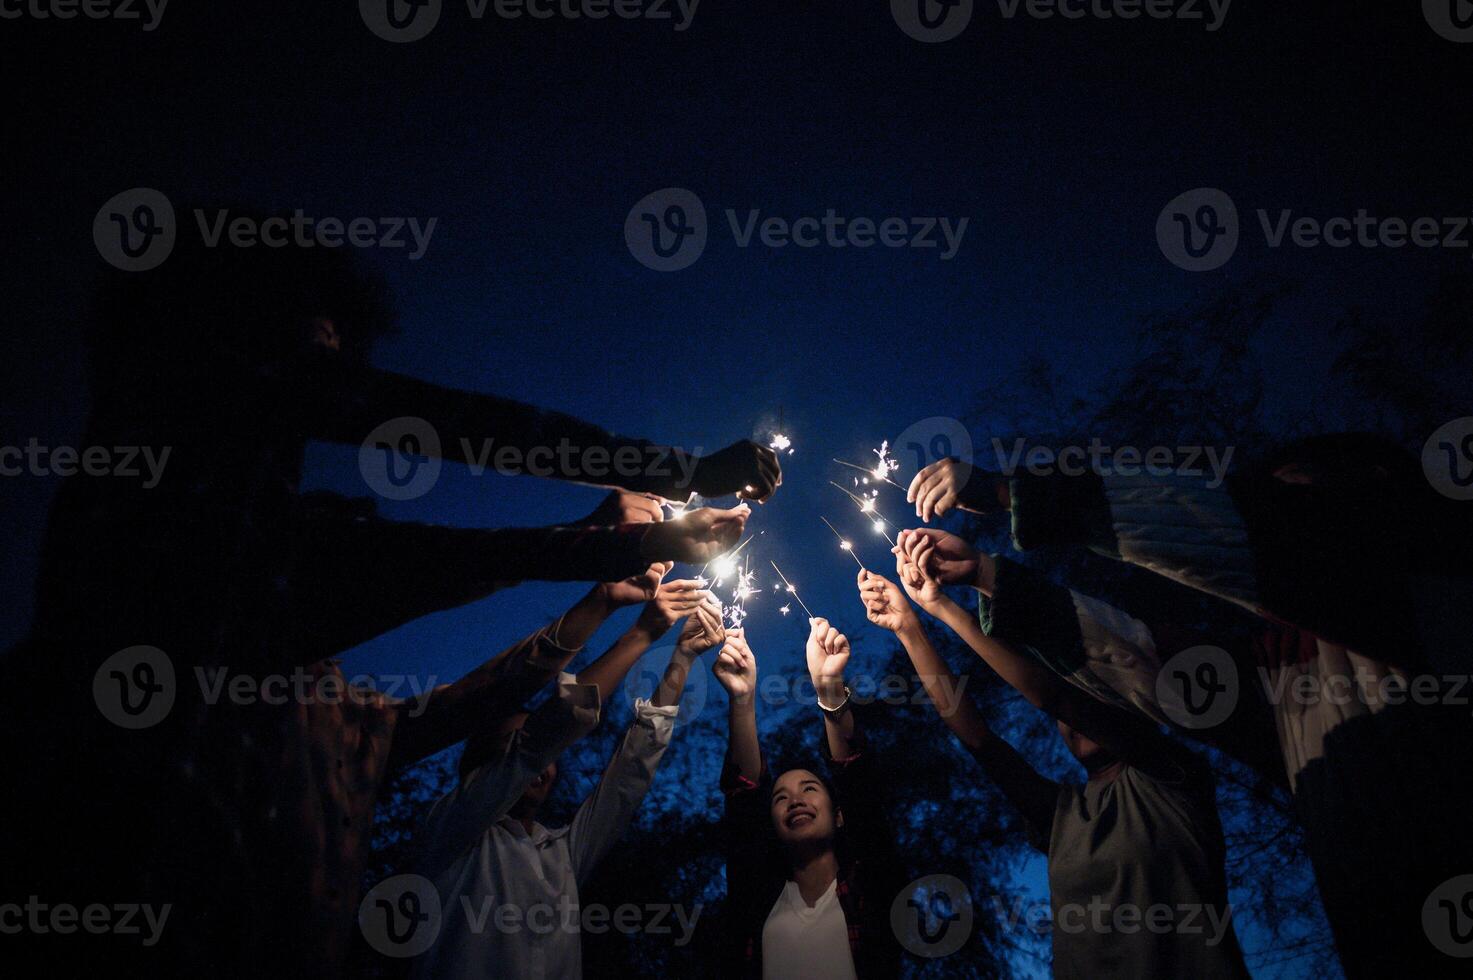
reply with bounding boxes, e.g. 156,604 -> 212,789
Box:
575,578 -> 709,705
387,558 -> 673,771
712,628 -> 762,786
805,617 -> 858,761
564,593 -> 726,885
856,569 -> 1059,834
894,529 -> 1200,776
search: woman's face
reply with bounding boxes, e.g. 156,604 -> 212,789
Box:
770,768 -> 841,848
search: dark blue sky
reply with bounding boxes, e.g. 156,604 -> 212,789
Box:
6,1 -> 1466,662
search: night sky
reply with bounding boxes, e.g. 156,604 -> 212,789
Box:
2,4 -> 1468,972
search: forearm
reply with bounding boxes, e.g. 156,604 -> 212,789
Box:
725,699 -> 762,784
929,596 -> 1064,714
302,352 -> 698,497
894,618 -> 988,751
651,648 -> 699,708
552,586 -> 624,652
290,515 -> 650,663
576,625 -> 659,706
815,678 -> 858,760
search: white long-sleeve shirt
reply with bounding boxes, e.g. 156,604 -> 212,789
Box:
411,686 -> 677,980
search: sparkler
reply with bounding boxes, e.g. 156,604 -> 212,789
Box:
769,432 -> 794,455
700,530 -> 762,583
832,457 -> 907,493
827,481 -> 898,546
768,560 -> 815,620
819,515 -> 867,571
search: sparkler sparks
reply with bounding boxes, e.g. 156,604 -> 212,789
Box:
872,440 -> 900,482
833,457 -> 907,492
827,481 -> 898,546
819,515 -> 866,570
769,432 -> 793,454
768,560 -> 815,620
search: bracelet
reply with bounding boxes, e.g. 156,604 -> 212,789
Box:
817,685 -> 852,716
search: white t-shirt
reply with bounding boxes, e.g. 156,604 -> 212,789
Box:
759,878 -> 859,980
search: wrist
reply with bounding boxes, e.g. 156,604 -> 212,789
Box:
897,616 -> 925,641
813,676 -> 846,701
728,690 -> 757,711
973,553 -> 997,595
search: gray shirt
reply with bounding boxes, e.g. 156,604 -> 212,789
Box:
1035,749 -> 1251,980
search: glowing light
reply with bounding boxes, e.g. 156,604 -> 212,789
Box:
780,604 -> 791,616
820,515 -> 867,570
769,433 -> 792,453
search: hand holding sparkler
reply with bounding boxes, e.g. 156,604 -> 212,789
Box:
805,618 -> 851,708
640,505 -> 749,563
636,579 -> 712,636
576,490 -> 665,527
693,440 -> 783,503
892,528 -> 997,594
856,569 -> 919,634
598,561 -> 672,607
712,628 -> 758,702
675,593 -> 726,656
906,457 -> 1011,522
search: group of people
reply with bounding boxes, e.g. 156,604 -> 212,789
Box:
397,432 -> 1471,980
3,237 -> 1468,979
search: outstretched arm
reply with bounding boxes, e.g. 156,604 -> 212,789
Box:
857,570 -> 1059,833
894,530 -> 1212,777
297,346 -> 782,502
289,494 -> 748,664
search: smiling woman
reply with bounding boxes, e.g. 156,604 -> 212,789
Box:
711,621 -> 907,980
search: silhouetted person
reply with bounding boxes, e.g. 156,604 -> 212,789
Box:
1,228 -> 778,976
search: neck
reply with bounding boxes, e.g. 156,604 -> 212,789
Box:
788,847 -> 840,907
509,803 -> 540,835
